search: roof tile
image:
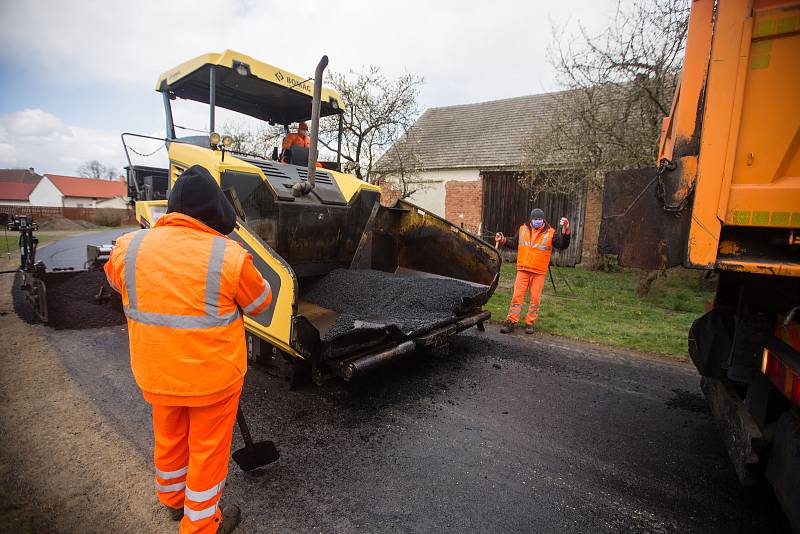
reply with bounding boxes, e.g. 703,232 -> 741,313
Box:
45,175 -> 127,199
0,181 -> 36,201
379,89 -> 582,171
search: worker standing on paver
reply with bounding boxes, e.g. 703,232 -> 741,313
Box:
281,121 -> 310,150
495,208 -> 570,334
105,165 -> 272,534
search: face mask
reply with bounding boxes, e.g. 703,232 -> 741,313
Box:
531,219 -> 544,228
299,130 -> 308,137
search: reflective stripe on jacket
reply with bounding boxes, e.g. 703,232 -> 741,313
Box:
105,212 -> 271,400
516,225 -> 554,274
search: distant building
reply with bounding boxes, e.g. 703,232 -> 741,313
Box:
0,168 -> 44,206
28,174 -> 128,209
0,181 -> 37,205
0,168 -> 44,186
376,91 -> 602,267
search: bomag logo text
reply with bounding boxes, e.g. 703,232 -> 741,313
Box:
286,76 -> 311,93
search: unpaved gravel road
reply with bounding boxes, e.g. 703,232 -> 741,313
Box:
0,256 -> 172,533
0,253 -> 792,533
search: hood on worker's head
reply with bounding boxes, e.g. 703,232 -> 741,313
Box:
166,165 -> 236,235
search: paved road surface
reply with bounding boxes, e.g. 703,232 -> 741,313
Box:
46,323 -> 790,533
36,229 -> 130,271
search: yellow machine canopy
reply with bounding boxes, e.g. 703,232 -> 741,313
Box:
156,50 -> 344,125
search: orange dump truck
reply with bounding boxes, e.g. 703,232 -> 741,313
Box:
599,0 -> 799,528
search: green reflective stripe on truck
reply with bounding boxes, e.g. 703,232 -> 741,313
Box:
752,211 -> 770,225
733,211 -> 751,225
731,211 -> 800,227
770,212 -> 789,226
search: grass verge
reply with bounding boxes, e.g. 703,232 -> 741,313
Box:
486,263 -> 716,359
1,232 -> 66,254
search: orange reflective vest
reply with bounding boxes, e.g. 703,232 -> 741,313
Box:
104,212 -> 271,404
282,132 -> 310,150
516,224 -> 555,274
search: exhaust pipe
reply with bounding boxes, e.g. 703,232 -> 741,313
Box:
293,55 -> 328,197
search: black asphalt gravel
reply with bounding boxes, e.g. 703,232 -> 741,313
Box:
42,270 -> 125,329
15,230 -> 130,329
43,324 -> 790,533
304,269 -> 487,340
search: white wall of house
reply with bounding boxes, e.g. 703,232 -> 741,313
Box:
27,177 -> 63,206
63,196 -> 99,208
0,199 -> 30,206
94,196 -> 129,209
401,168 -> 481,217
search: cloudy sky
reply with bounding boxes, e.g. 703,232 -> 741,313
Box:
0,0 -> 619,176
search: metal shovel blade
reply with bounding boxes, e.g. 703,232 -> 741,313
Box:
232,440 -> 279,471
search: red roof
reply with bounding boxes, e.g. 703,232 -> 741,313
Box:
45,174 -> 127,199
0,181 -> 36,201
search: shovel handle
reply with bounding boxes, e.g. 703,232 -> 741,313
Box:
236,406 -> 255,449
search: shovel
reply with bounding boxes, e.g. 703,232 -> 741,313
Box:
232,406 -> 279,471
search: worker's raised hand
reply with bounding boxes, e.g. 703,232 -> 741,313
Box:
559,217 -> 569,229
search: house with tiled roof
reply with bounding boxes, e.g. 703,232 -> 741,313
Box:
0,168 -> 44,186
0,181 -> 37,205
0,168 -> 45,205
376,90 -> 600,266
28,174 -> 129,208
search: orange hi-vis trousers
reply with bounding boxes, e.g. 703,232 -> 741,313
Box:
507,270 -> 547,325
152,390 -> 241,534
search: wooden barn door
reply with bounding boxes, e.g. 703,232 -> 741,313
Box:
481,171 -> 585,266
535,190 -> 585,266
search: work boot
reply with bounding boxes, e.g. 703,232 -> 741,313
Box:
217,504 -> 242,534
525,324 -> 535,335
500,320 -> 516,334
164,505 -> 183,521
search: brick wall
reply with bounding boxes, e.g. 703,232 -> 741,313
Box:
379,180 -> 401,207
444,178 -> 483,234
579,186 -> 603,266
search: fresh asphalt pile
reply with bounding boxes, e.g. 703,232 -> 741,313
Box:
45,271 -> 126,329
13,270 -> 126,329
303,268 -> 486,340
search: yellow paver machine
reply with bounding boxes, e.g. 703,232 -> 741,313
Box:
122,50 -> 500,385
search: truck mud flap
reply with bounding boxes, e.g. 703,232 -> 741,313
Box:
701,377 -> 763,485
765,409 -> 800,533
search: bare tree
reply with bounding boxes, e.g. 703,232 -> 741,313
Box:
319,67 -> 423,183
77,160 -> 118,180
221,120 -> 283,157
521,0 -> 690,198
371,125 -> 432,201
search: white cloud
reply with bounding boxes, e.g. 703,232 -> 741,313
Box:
0,108 -> 164,175
0,1 -> 623,175
0,0 -> 616,108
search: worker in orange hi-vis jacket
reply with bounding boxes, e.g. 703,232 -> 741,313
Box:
281,121 -> 310,150
281,121 -> 323,168
495,208 -> 571,335
105,165 -> 272,534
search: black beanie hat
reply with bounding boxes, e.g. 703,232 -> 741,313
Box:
167,165 -> 236,235
529,208 -> 545,220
